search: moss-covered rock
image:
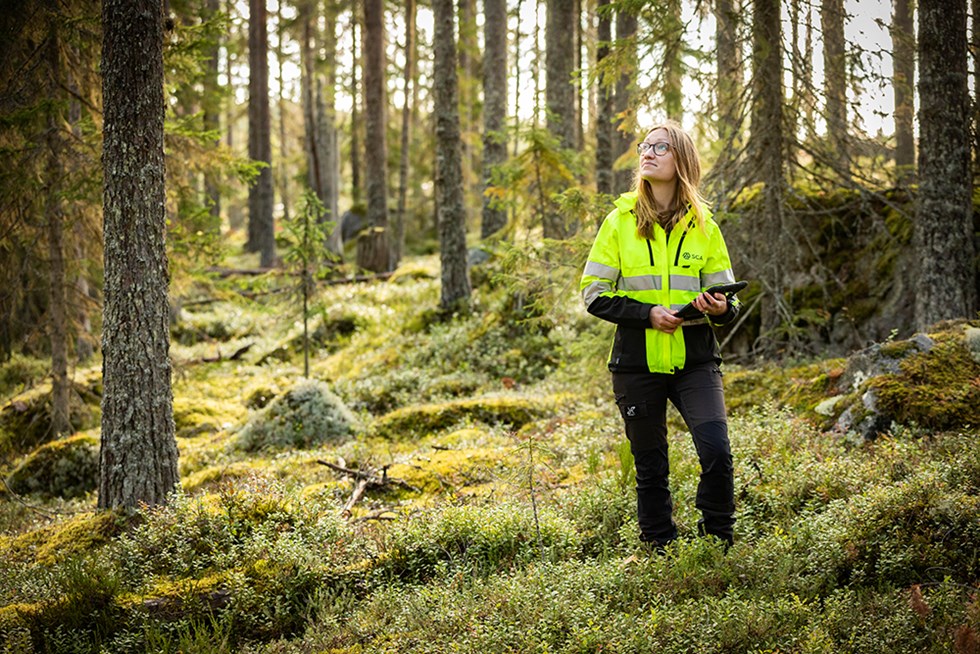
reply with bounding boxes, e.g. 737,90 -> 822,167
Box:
5,433 -> 99,499
1,511 -> 123,565
373,396 -> 548,439
235,379 -> 356,451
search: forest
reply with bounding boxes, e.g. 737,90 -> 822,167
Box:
1,0 -> 979,651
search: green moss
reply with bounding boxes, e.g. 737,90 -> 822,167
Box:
5,433 -> 99,499
2,511 -> 123,565
374,396 -> 548,439
236,379 -> 357,451
724,360 -> 846,419
870,331 -> 980,431
173,395 -> 240,439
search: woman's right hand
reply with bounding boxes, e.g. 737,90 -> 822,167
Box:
649,305 -> 683,334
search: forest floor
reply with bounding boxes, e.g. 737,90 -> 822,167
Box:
0,250 -> 979,653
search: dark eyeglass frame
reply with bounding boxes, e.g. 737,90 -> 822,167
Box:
636,141 -> 671,156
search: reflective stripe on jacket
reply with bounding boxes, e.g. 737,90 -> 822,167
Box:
580,192 -> 740,373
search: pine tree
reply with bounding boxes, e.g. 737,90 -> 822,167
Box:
99,0 -> 179,509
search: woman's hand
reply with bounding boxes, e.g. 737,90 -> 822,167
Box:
649,305 -> 683,334
693,291 -> 729,317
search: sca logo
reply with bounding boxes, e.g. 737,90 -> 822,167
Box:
682,252 -> 703,261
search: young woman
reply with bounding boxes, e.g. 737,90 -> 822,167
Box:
580,121 -> 740,550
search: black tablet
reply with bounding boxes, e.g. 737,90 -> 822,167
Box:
674,281 -> 748,321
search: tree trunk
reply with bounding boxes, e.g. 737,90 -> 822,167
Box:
821,0 -> 848,177
275,0 -> 290,225
544,0 -> 577,238
247,0 -> 275,267
714,0 -> 743,183
481,0 -> 508,238
915,0 -> 975,327
458,0 -> 480,215
663,0 -> 683,121
613,9 -> 637,192
595,0 -> 614,198
224,0 -> 244,231
350,5 -> 363,207
44,15 -> 70,439
750,0 -> 788,347
394,0 -> 416,263
359,0 -> 390,272
892,0 -> 915,184
100,0 -> 179,510
203,0 -> 222,231
433,0 -> 471,309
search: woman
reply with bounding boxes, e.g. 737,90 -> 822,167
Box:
580,121 -> 739,550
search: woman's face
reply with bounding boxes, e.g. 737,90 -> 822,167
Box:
638,128 -> 677,184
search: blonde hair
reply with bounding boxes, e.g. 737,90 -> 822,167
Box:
632,121 -> 709,239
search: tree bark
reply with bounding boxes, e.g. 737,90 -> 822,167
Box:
44,12 -> 70,439
595,0 -> 614,198
915,0 -> 975,327
275,0 -> 290,226
203,0 -> 222,231
359,0 -> 390,272
350,6 -> 363,207
892,0 -> 915,184
750,0 -> 788,346
663,0 -> 683,121
394,0 -> 416,264
433,0 -> 471,309
247,0 -> 275,267
100,0 -> 179,509
481,0 -> 508,238
613,9 -> 637,192
544,0 -> 578,238
821,0 -> 848,177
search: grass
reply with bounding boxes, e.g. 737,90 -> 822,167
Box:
0,250 -> 978,653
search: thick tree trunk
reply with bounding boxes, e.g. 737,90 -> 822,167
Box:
247,0 -> 275,267
892,0 -> 915,184
433,0 -> 471,309
613,9 -> 637,192
751,0 -> 788,347
394,0 -> 416,264
481,0 -> 508,238
360,0 -> 390,272
714,0 -> 742,181
100,0 -> 179,509
821,0 -> 848,177
544,0 -> 578,238
915,0 -> 975,326
595,0 -> 614,198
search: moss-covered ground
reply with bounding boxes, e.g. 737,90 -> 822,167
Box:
0,251 -> 978,653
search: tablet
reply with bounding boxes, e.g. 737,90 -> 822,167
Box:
674,281 -> 748,321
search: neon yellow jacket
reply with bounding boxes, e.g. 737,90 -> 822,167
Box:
580,192 -> 739,373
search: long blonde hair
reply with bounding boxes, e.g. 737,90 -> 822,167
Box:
632,121 -> 708,239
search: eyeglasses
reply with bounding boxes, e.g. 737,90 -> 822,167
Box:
636,141 -> 671,156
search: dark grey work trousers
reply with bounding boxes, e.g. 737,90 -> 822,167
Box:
612,361 -> 735,545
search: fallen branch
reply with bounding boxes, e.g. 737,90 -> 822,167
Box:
317,460 -> 421,517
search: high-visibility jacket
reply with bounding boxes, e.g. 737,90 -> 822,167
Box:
580,192 -> 740,374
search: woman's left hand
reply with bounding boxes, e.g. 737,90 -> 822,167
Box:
693,291 -> 728,317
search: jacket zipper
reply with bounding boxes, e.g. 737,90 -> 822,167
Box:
646,239 -> 654,266
673,221 -> 693,267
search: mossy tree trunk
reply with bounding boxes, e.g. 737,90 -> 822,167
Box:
750,0 -> 789,350
481,0 -> 508,238
99,0 -> 179,510
891,0 -> 915,185
820,0 -> 848,179
433,0 -> 470,309
359,0 -> 390,273
914,0 -> 975,327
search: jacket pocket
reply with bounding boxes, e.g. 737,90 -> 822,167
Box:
616,400 -> 649,421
